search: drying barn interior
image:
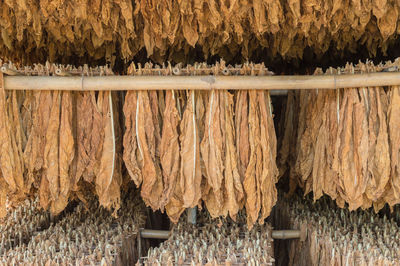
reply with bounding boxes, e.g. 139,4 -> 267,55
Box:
1,0 -> 400,265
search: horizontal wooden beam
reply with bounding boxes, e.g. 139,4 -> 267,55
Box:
139,229 -> 304,240
2,72 -> 400,91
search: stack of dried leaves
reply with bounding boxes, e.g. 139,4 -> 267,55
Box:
123,62 -> 278,228
0,197 -> 50,254
1,0 -> 400,64
143,211 -> 275,265
279,57 -> 400,212
0,192 -> 146,265
273,194 -> 400,266
0,63 -> 124,217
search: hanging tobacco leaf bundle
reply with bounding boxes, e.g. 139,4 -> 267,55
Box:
2,0 -> 400,66
22,89 -> 76,215
0,73 -> 25,216
201,90 -> 244,220
385,86 -> 400,207
24,91 -> 52,210
123,91 -> 141,187
123,91 -> 163,210
279,61 -> 398,212
279,88 -> 340,202
292,89 -> 319,196
45,91 -> 75,215
364,87 -> 390,209
236,90 -> 278,228
74,91 -> 104,188
178,91 -> 202,209
159,91 -> 180,211
223,91 -> 244,220
20,68 -> 123,214
95,91 -> 122,211
201,90 -> 226,217
336,88 -> 369,210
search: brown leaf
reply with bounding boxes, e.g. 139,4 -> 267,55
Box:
159,91 -> 180,211
258,91 -> 278,224
122,91 -> 141,186
0,74 -> 20,193
387,86 -> 400,203
179,91 -> 202,208
365,88 -> 390,202
24,91 -> 52,189
235,91 -> 249,181
95,91 -> 121,211
51,91 -> 74,215
243,91 -> 261,228
136,91 -> 163,210
223,91 -> 244,220
333,89 -> 368,210
43,91 -> 61,209
74,92 -> 104,186
201,90 -> 226,217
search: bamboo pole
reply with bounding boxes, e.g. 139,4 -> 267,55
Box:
271,230 -> 301,239
2,72 -> 400,91
140,229 -> 170,239
139,229 -> 303,240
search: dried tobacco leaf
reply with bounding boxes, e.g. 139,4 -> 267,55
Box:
95,91 -> 121,211
43,91 -> 61,209
201,91 -> 226,218
51,92 -> 74,215
0,74 -> 25,210
223,91 -> 244,220
5,91 -> 26,203
333,89 -> 368,210
243,91 -> 261,228
309,88 -> 340,202
22,89 -> 53,211
195,91 -> 209,201
322,90 -> 340,200
235,91 -> 249,181
309,91 -> 325,201
136,91 -> 163,210
165,181 -> 185,224
365,88 -> 390,203
179,91 -> 202,208
201,90 -> 245,220
21,91 -> 35,150
258,91 -> 278,224
149,91 -> 162,156
387,86 -> 400,204
159,91 -> 180,210
24,91 -> 52,189
9,91 -> 25,193
0,73 -> 21,194
293,90 -> 317,193
74,92 -> 104,187
122,91 -> 141,186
